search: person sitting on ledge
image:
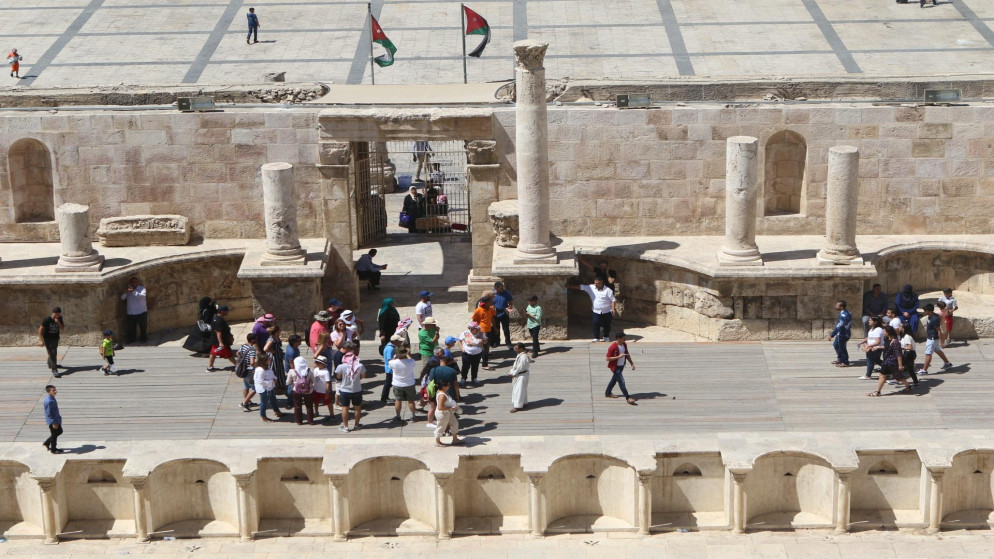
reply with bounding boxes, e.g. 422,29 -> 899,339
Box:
355,249 -> 387,291
895,284 -> 921,335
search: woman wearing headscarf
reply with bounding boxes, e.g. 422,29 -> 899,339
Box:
895,284 -> 921,335
182,297 -> 217,354
378,297 -> 400,355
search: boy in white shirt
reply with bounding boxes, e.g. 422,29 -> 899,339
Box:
937,288 -> 958,346
311,356 -> 332,419
885,308 -> 903,332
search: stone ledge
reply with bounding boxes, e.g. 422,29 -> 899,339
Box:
97,215 -> 191,247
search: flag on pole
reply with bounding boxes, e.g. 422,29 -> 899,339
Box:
463,5 -> 490,58
370,15 -> 397,67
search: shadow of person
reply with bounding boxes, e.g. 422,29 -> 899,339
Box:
459,420 -> 498,436
67,444 -> 105,455
935,363 -> 969,375
522,397 -> 564,410
536,346 -> 573,355
629,391 -> 665,400
913,378 -> 943,395
57,365 -> 103,376
112,369 -> 145,376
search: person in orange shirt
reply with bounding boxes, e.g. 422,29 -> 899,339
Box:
471,294 -> 496,371
8,48 -> 22,79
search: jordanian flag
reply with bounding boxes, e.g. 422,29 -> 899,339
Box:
370,15 -> 397,67
463,5 -> 490,58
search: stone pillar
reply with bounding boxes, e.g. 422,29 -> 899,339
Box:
527,473 -> 545,537
834,472 -> 851,534
131,479 -> 149,542
55,203 -> 104,272
234,474 -> 255,542
466,140 -> 503,309
927,469 -> 945,534
37,478 -> 59,544
316,141 -> 359,306
718,137 -> 762,266
435,474 -> 453,540
730,472 -> 747,534
818,146 -> 862,265
260,162 -> 306,266
637,473 -> 652,536
513,40 -> 556,263
329,475 -> 348,541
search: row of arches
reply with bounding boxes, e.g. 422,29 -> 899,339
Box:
3,449 -> 994,540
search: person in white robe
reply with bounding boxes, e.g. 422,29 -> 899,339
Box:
508,342 -> 532,412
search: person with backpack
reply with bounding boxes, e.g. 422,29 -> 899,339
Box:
234,333 -> 258,412
311,355 -> 332,419
389,346 -> 418,423
286,356 -> 315,425
207,305 -> 236,372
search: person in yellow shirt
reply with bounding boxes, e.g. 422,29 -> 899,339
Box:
471,295 -> 496,371
99,329 -> 116,376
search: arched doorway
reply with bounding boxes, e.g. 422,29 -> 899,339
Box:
7,138 -> 55,223
763,131 -> 807,216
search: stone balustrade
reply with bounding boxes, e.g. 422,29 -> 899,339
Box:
2,432 -> 993,541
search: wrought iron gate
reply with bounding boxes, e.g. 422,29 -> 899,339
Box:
386,140 -> 470,236
350,141 -> 388,249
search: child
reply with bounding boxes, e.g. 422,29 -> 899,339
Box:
434,378 -> 463,447
311,355 -> 332,419
938,288 -> 958,346
525,295 -> 543,359
100,329 -> 116,375
899,324 -> 919,387
920,304 -> 953,375
284,334 -> 302,396
442,336 -> 459,360
885,308 -> 903,332
935,301 -> 949,350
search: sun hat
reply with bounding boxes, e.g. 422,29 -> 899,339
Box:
423,317 -> 437,325
314,310 -> 331,321
256,313 -> 275,323
390,334 -> 405,343
467,321 -> 479,329
314,355 -> 328,364
397,346 -> 411,356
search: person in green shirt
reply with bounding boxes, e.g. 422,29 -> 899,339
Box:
99,329 -> 116,375
419,317 -> 439,361
525,295 -> 542,358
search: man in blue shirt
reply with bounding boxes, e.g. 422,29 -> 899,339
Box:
828,300 -> 852,367
246,8 -> 260,45
492,281 -> 515,353
42,385 -> 65,454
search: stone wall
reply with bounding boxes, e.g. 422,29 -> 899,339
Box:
2,432 -> 991,540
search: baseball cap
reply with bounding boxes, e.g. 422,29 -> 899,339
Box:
419,290 -> 432,298
390,334 -> 404,343
328,298 -> 343,307
103,329 -> 113,336
217,305 -> 230,311
444,336 -> 457,345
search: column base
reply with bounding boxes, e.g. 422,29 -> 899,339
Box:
514,244 -> 557,265
55,252 -> 104,273
817,249 -> 863,266
260,247 -> 307,266
717,249 -> 763,267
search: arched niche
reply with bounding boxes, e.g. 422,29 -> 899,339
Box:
763,130 -> 807,216
146,459 -> 237,538
544,455 -> 638,533
943,450 -> 994,528
344,457 -> 436,536
850,451 -> 923,529
7,138 -> 55,223
654,453 -> 725,531
452,456 -> 528,535
745,452 -> 835,530
0,461 -> 44,539
61,461 -> 134,539
255,458 -> 329,537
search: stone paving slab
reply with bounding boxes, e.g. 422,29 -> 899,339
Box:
1,0 -> 993,88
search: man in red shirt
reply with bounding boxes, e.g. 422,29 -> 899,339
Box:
605,332 -> 637,405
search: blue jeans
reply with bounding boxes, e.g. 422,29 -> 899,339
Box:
606,365 -> 630,398
865,349 -> 880,378
593,312 -> 612,340
833,335 -> 850,365
247,26 -> 258,42
259,389 -> 279,418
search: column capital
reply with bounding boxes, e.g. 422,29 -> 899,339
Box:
513,40 -> 548,71
328,474 -> 348,488
928,468 -> 946,482
36,478 -> 56,492
731,472 -> 748,485
129,478 -> 147,492
434,473 -> 453,487
527,472 -> 545,487
637,473 -> 653,486
835,471 -> 852,484
234,473 -> 254,490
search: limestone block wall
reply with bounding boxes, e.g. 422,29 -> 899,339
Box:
6,436 -> 994,541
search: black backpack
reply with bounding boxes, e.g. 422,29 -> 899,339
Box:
234,348 -> 252,378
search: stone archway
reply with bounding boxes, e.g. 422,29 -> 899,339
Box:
763,131 -> 807,216
7,138 -> 55,223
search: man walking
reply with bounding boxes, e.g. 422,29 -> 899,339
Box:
605,332 -> 637,405
919,303 -> 953,375
415,290 -> 433,328
571,278 -> 617,342
120,276 -> 148,344
355,249 -> 387,291
829,300 -> 852,367
380,333 -> 402,402
492,281 -> 515,352
413,140 -> 432,181
246,8 -> 260,44
38,307 -> 64,377
42,385 -> 65,454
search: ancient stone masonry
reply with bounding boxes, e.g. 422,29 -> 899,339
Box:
487,199 -> 519,248
260,162 -> 306,266
55,203 -> 104,273
817,146 -> 862,265
97,215 -> 191,247
718,136 -> 762,266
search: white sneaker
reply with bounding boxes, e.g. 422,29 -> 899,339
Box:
426,422 -> 437,429
858,375 -> 873,380
602,337 -> 610,342
590,339 -> 599,343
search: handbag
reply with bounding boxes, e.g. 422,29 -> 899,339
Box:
399,211 -> 413,228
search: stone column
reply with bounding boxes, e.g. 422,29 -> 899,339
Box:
55,203 -> 104,272
329,475 -> 347,541
37,478 -> 59,544
927,469 -> 945,534
818,146 -> 862,265
527,473 -> 545,538
316,141 -> 358,305
131,479 -> 149,542
435,474 -> 453,540
730,472 -> 747,534
513,40 -> 556,263
234,474 -> 255,542
834,472 -> 852,534
466,140 -> 503,308
718,137 -> 762,266
260,162 -> 306,266
637,473 -> 652,536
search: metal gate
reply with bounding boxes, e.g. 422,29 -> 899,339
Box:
350,141 -> 388,249
386,140 -> 470,237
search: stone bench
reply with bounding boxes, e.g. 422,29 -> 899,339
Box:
97,215 -> 190,247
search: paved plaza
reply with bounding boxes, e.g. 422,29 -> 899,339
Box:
2,0 -> 994,88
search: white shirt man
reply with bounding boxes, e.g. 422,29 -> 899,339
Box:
415,291 -> 433,327
576,278 -> 617,342
120,276 -> 148,344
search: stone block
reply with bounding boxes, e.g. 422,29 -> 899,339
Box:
846,125 -> 879,139
920,123 -> 953,139
97,215 -> 191,247
912,139 -> 946,158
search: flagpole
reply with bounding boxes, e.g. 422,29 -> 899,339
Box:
368,2 -> 376,85
461,3 -> 468,84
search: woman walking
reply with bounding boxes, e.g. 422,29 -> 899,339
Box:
253,354 -> 284,422
508,343 -> 532,412
868,326 -> 912,396
434,378 -> 463,447
459,322 -> 486,385
858,316 -> 885,380
264,325 -> 286,393
899,324 -> 920,387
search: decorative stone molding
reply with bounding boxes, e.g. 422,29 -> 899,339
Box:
488,200 -> 519,248
97,215 -> 191,247
514,40 -> 548,71
466,140 -> 498,165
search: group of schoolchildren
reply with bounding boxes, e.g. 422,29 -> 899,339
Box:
829,284 -> 959,397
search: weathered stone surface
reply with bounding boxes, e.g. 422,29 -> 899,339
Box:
488,200 -> 520,248
262,71 -> 286,82
56,203 -> 104,272
466,139 -> 498,165
97,215 -> 191,247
